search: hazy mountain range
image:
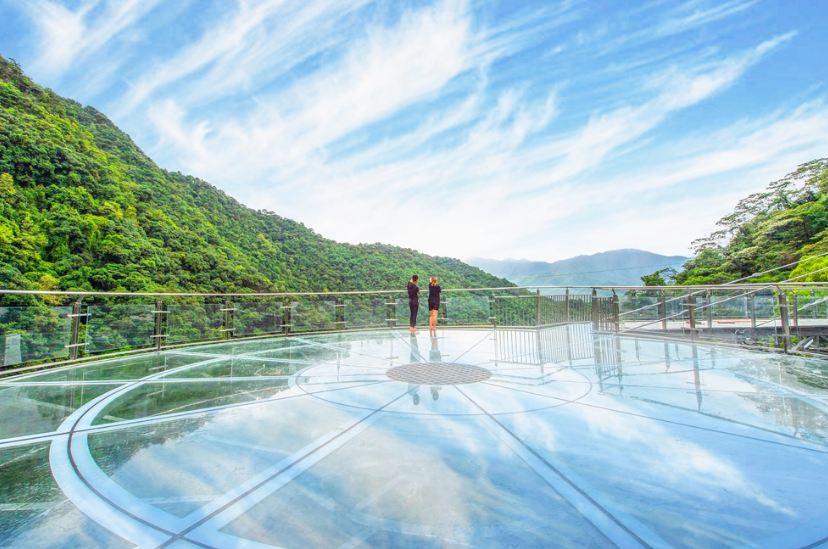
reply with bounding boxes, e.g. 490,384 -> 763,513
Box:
466,249 -> 689,288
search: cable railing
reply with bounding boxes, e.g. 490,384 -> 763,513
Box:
4,283 -> 828,375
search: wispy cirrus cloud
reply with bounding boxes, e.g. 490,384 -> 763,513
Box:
22,0 -> 162,78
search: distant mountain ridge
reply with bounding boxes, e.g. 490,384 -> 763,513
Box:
467,249 -> 689,288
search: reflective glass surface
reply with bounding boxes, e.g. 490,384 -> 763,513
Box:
166,304 -> 224,344
0,306 -> 71,367
85,304 -> 155,353
290,301 -> 336,332
1,328 -> 827,548
233,303 -> 283,337
344,298 -> 388,328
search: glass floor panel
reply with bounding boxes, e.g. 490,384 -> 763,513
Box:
1,327 -> 827,548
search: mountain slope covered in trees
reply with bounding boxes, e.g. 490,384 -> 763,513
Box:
0,56 -> 510,294
677,158 -> 828,284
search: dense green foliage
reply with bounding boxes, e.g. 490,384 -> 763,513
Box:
0,56 -> 510,296
677,158 -> 828,284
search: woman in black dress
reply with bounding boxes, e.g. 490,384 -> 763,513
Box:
428,276 -> 441,336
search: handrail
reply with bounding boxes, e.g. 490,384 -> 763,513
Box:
4,282 -> 828,298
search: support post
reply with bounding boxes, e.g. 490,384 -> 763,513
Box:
224,300 -> 233,340
792,292 -> 799,328
284,301 -> 291,336
660,290 -> 667,331
154,299 -> 164,351
69,301 -> 82,361
778,288 -> 790,353
387,295 -> 396,328
565,288 -> 570,323
535,289 -> 541,327
706,290 -> 713,331
612,290 -> 619,333
336,298 -> 344,331
687,294 -> 696,341
750,293 -> 757,328
591,288 -> 599,331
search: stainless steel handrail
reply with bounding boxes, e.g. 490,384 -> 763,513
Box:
4,282 -> 828,298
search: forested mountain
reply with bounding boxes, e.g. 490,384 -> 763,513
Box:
0,56 -> 510,294
677,158 -> 828,284
467,250 -> 688,287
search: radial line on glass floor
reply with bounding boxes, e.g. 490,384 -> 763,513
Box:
453,385 -> 673,549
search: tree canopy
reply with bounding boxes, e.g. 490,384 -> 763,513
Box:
676,158 -> 828,285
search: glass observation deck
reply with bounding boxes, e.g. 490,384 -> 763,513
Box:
2,323 -> 828,549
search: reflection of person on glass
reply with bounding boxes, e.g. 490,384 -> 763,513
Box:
429,335 -> 442,400
407,274 -> 420,334
429,335 -> 441,363
407,383 -> 421,405
428,276 -> 441,336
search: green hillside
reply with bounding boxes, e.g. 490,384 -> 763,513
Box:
0,56 -> 510,296
677,158 -> 828,284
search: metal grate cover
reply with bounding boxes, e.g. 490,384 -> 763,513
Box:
386,362 -> 492,385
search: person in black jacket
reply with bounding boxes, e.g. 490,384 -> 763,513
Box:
428,276 -> 441,336
407,274 -> 420,333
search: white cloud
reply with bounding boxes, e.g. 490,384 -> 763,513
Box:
23,0 -> 161,78
7,0 -> 824,265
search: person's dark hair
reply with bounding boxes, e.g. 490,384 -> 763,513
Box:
412,274 -> 419,282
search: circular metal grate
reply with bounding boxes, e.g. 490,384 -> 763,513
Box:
386,362 -> 492,385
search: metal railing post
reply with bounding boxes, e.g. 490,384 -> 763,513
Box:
792,292 -> 799,327
750,293 -> 757,328
223,300 -> 233,340
387,295 -> 396,328
660,290 -> 667,330
535,289 -> 541,327
154,299 -> 164,350
612,290 -> 619,333
283,301 -> 291,336
687,294 -> 696,340
565,288 -> 570,323
336,297 -> 344,331
69,301 -> 82,361
591,288 -> 599,330
706,290 -> 713,332
778,287 -> 790,352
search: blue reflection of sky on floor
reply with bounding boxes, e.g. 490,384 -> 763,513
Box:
1,326 -> 828,548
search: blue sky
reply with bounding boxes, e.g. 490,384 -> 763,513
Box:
1,0 -> 827,262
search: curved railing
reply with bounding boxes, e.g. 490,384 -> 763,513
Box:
3,282 -> 828,375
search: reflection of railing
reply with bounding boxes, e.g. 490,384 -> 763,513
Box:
496,324 -> 595,366
3,282 -> 828,373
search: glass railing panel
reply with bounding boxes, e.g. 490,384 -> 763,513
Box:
754,295 -> 778,325
85,304 -> 155,353
490,296 -> 535,327
446,297 -> 490,326
166,304 -> 224,344
290,301 -> 336,332
394,298 -> 429,327
344,298 -> 387,329
0,306 -> 72,368
710,295 -> 748,321
234,303 -> 284,337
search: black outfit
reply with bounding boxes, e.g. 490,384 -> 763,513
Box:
428,284 -> 441,311
407,281 -> 420,328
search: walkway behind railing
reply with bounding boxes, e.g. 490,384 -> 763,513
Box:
3,282 -> 828,374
